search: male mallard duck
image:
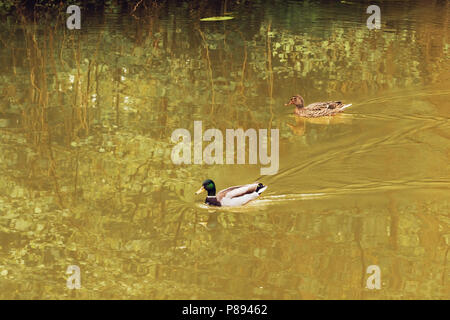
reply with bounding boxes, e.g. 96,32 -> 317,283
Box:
285,95 -> 352,118
195,179 -> 267,207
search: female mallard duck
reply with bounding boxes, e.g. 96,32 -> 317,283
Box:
195,179 -> 267,207
285,95 -> 352,118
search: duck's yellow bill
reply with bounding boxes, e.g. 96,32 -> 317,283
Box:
195,186 -> 205,195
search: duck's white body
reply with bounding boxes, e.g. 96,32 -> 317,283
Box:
197,182 -> 267,207
216,183 -> 268,207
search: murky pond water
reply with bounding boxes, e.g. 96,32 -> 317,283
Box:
0,0 -> 448,299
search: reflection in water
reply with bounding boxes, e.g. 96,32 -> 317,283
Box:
287,114 -> 354,137
0,0 -> 448,299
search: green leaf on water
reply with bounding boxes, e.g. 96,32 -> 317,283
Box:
200,16 -> 234,22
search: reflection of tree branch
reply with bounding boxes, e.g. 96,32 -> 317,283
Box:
115,46 -> 123,127
443,247 -> 448,286
353,217 -> 366,298
59,23 -> 68,69
173,207 -> 191,248
73,148 -> 79,204
131,0 -> 144,15
19,11 -> 66,209
266,22 -> 274,134
240,45 -> 247,97
197,27 -> 216,113
266,22 -> 273,100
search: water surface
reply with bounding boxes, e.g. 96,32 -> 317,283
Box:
0,0 -> 448,299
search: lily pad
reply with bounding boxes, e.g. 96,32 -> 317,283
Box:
200,16 -> 234,22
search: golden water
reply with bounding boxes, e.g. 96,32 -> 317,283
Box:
0,0 -> 448,299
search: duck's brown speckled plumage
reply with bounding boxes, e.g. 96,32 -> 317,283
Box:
285,95 -> 352,118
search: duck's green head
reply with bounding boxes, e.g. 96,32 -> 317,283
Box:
195,179 -> 216,196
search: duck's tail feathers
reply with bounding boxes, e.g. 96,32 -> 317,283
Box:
256,186 -> 267,195
340,103 -> 352,110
